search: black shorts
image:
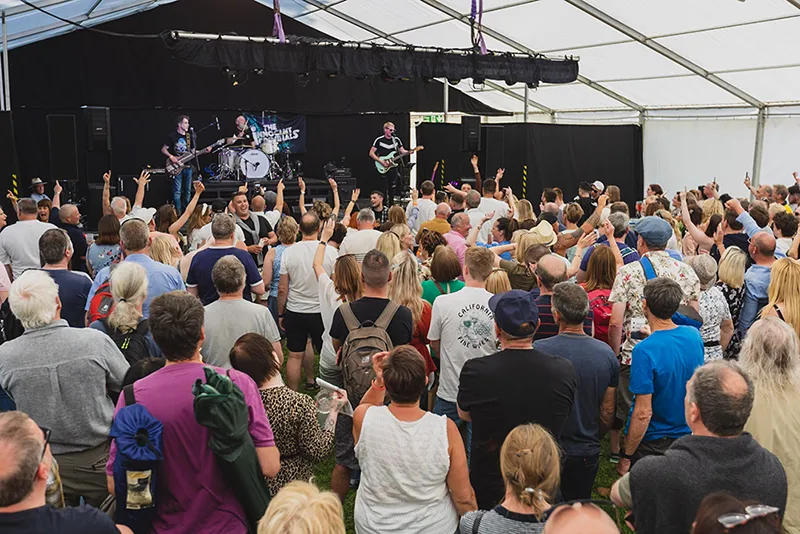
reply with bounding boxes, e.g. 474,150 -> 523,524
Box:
283,310 -> 324,353
335,415 -> 359,470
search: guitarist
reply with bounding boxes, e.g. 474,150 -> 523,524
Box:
369,121 -> 408,204
162,115 -> 197,214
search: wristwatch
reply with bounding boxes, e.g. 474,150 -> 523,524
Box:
620,451 -> 634,460
319,241 -> 328,247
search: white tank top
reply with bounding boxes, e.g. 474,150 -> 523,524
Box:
354,406 -> 458,534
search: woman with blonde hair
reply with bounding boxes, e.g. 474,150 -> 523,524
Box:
740,318 -> 800,534
390,223 -> 415,253
149,233 -> 182,268
258,481 -> 345,534
89,261 -> 160,362
656,209 -> 682,251
485,268 -> 511,294
460,424 -> 560,533
515,199 -> 535,223
388,205 -> 407,226
376,231 -> 401,261
314,219 -> 362,386
761,257 -> 800,336
716,246 -> 748,359
263,216 -> 299,326
702,199 -> 725,224
390,252 -> 435,378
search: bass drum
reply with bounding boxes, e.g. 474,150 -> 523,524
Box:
237,149 -> 270,179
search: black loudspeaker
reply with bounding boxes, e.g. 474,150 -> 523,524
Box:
461,115 -> 481,152
83,106 -> 111,152
86,182 -> 115,230
481,125 -> 505,181
47,114 -> 80,183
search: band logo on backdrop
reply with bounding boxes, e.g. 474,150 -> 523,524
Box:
244,113 -> 306,154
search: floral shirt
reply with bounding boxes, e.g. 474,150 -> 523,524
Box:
698,286 -> 731,361
718,281 -> 745,359
86,243 -> 122,276
609,251 -> 701,365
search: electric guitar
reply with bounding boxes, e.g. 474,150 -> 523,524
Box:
375,146 -> 424,174
165,139 -> 225,176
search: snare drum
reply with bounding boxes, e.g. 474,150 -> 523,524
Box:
260,139 -> 279,155
237,149 -> 270,179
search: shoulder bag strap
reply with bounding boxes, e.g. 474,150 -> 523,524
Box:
472,511 -> 485,534
122,384 -> 136,407
339,302 -> 361,331
433,280 -> 447,295
640,255 -> 657,281
135,319 -> 150,336
374,301 -> 401,330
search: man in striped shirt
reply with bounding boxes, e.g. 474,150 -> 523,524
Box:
576,212 -> 640,283
534,254 -> 593,342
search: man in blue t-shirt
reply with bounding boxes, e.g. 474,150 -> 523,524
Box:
618,277 -> 704,476
186,213 -> 264,305
577,212 -> 639,283
534,282 -> 619,501
39,228 -> 92,328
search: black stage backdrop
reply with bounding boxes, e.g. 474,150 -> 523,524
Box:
417,122 -> 643,211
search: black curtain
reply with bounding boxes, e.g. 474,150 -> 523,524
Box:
417,122 -> 643,210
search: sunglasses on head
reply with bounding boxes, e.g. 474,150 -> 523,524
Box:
718,504 -> 779,530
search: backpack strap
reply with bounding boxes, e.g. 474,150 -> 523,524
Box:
135,319 -> 150,336
122,384 -> 136,407
374,301 -> 400,331
640,255 -> 657,281
472,511 -> 485,534
339,302 -> 361,332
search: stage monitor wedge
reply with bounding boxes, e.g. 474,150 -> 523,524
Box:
461,116 -> 481,153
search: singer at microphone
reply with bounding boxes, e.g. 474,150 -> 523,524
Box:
227,115 -> 256,148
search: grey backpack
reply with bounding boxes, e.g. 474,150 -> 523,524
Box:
339,301 -> 400,407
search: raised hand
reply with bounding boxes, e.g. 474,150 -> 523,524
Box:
597,194 -> 609,209
495,168 -> 505,180
133,170 -> 150,186
371,351 -> 389,383
298,177 -> 306,194
577,231 -> 598,251
328,177 -> 338,191
481,211 -> 495,224
794,172 -> 799,184
725,197 -> 744,215
277,178 -> 285,193
679,188 -> 687,204
471,154 -> 478,168
53,180 -> 62,195
411,188 -> 419,202
193,181 -> 205,194
237,183 -> 248,193
744,175 -> 752,189
601,219 -> 614,240
103,170 -> 112,184
5,190 -> 16,202
321,218 -> 336,242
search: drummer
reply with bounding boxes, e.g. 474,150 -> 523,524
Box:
227,115 -> 256,148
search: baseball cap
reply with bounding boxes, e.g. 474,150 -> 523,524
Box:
211,199 -> 228,214
122,206 -> 156,225
635,216 -> 673,247
488,290 -> 539,338
592,180 -> 605,193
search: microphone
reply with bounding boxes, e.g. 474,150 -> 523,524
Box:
215,116 -> 220,131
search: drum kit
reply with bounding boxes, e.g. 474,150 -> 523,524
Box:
211,137 -> 294,181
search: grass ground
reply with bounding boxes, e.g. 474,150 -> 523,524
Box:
285,344 -> 630,533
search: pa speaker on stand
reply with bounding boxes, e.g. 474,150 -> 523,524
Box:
461,115 -> 481,153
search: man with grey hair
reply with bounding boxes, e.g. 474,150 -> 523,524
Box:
534,254 -> 591,341
201,255 -> 281,369
444,212 -> 471,269
419,202 -> 452,236
85,218 -> 184,318
576,211 -> 640,283
0,411 -> 133,533
534,282 -> 619,500
0,198 -> 56,281
40,228 -> 92,328
0,270 -> 128,508
187,213 -> 264,305
611,360 -> 787,534
338,207 -> 381,262
465,189 -> 483,236
49,180 -> 88,274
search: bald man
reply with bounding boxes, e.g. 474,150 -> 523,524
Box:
419,202 -> 452,236
534,255 -> 592,341
228,115 -> 255,148
544,502 -> 619,534
49,191 -> 88,274
738,231 -> 778,335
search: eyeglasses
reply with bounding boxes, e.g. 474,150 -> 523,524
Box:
718,504 -> 779,530
34,425 -> 51,479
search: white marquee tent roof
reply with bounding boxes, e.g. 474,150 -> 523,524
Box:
3,0 -> 800,114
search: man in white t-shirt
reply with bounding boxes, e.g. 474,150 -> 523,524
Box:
189,200 -> 246,251
407,180 -> 437,233
428,246 -> 498,453
278,211 -> 337,391
477,179 -> 509,243
465,190 -> 484,234
0,198 -> 57,280
338,209 -> 382,262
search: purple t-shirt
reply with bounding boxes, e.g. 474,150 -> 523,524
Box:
106,363 -> 275,534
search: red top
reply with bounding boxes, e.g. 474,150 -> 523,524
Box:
410,301 -> 436,375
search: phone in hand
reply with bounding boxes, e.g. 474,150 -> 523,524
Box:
630,317 -> 648,340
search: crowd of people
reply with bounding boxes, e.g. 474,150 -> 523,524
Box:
0,166 -> 799,534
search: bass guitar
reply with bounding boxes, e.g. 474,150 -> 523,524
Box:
165,139 -> 225,176
375,146 -> 424,174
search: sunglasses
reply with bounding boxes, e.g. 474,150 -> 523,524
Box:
718,504 -> 779,530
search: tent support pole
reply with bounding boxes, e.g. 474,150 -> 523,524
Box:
751,107 -> 766,194
443,81 -> 449,122
2,11 -> 9,111
523,85 -> 529,122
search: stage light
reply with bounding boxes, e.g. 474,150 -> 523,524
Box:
447,78 -> 461,85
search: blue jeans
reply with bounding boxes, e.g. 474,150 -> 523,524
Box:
172,167 -> 193,213
434,397 -> 471,457
0,386 -> 15,412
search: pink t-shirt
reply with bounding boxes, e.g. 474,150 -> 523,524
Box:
444,230 -> 467,268
106,363 -> 275,534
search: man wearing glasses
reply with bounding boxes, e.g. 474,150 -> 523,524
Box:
0,411 -> 132,533
369,121 -> 409,205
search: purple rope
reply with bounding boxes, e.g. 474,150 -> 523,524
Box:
477,0 -> 486,54
273,0 -> 286,43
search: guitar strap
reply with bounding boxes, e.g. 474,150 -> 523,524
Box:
234,211 -> 264,265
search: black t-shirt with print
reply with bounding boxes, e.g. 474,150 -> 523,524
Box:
164,130 -> 192,158
330,297 -> 413,347
458,348 -> 577,509
0,504 -> 120,534
372,135 -> 403,158
230,127 -> 255,147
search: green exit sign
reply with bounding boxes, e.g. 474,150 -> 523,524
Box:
422,114 -> 444,123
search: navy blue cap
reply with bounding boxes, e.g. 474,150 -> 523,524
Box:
488,290 -> 539,338
635,216 -> 673,247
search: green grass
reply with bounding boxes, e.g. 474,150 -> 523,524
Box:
283,342 -> 628,534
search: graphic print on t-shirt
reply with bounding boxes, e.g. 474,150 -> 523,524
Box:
457,303 -> 495,349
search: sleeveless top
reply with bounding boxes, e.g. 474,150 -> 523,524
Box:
354,406 -> 457,534
269,244 -> 287,297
